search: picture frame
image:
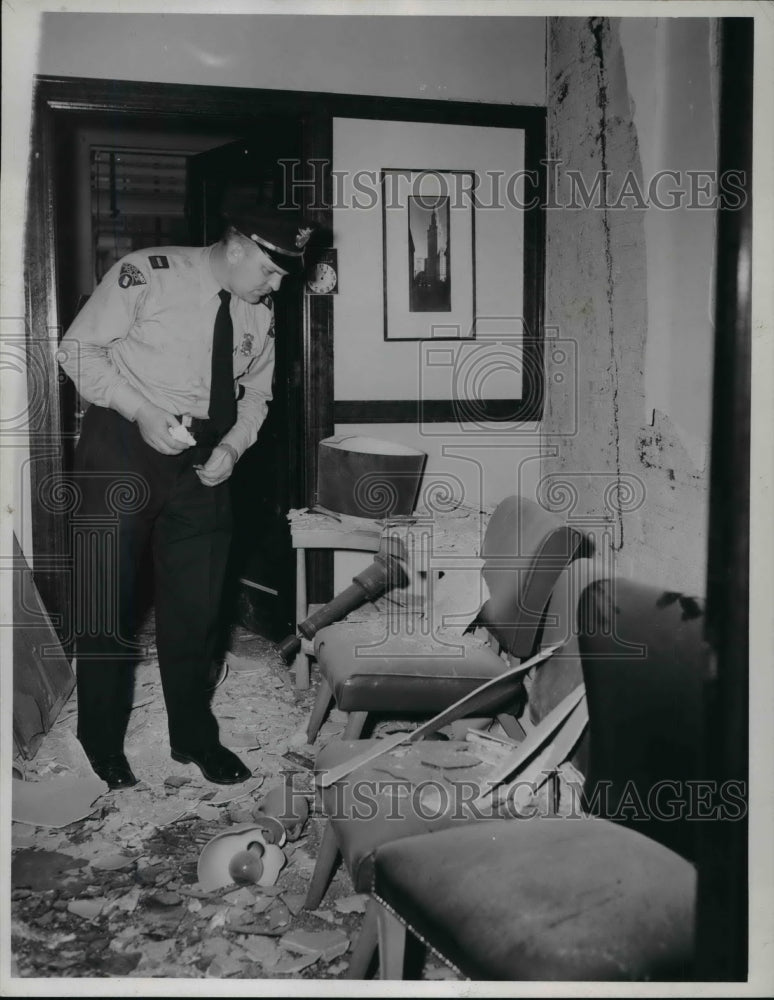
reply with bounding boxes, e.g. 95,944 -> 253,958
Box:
381,169 -> 477,341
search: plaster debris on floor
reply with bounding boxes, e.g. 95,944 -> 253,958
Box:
10,616 -> 458,981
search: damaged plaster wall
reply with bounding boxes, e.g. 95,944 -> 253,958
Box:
543,17 -> 718,596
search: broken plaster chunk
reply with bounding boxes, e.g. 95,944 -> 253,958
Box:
148,890 -> 182,907
200,935 -> 236,961
286,846 -> 316,875
12,775 -> 108,829
222,728 -> 261,750
226,906 -> 249,926
90,853 -> 136,872
147,799 -> 192,827
249,894 -> 273,914
206,954 -> 247,978
280,892 -> 306,916
272,951 -> 321,974
67,898 -> 107,920
279,928 -> 350,962
267,900 -> 292,930
227,805 -> 255,825
135,939 -> 176,970
210,775 -> 265,805
222,887 -> 257,908
287,727 -> 310,748
334,894 -> 369,915
239,934 -> 282,967
208,909 -> 228,932
105,887 -> 141,915
164,775 -> 191,789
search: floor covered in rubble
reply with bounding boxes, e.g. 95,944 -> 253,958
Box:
10,616 -> 459,983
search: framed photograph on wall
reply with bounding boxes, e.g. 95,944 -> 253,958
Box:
381,169 -> 476,341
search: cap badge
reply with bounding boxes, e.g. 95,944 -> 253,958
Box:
295,227 -> 313,249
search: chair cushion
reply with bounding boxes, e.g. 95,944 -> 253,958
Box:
315,738 -> 507,892
314,622 -> 507,713
372,816 -> 696,981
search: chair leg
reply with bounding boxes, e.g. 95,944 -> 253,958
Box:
304,821 -> 340,910
307,679 -> 333,743
346,897 -> 379,978
292,649 -> 310,690
376,902 -> 407,979
343,711 -> 368,740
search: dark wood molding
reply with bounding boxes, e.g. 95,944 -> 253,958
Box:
334,397 -> 541,425
35,75 -> 546,131
24,88 -> 71,649
695,16 -> 752,982
522,107 -> 548,421
300,111 -> 335,603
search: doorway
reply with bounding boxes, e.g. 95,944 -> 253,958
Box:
29,79 -> 334,647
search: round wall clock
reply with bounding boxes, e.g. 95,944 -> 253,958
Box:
306,250 -> 338,294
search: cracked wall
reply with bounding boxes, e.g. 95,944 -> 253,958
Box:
543,17 -> 718,595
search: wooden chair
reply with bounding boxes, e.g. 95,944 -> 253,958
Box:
306,495 -> 594,743
303,557 -> 599,976
369,578 -> 708,980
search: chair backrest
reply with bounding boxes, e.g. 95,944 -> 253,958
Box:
577,577 -> 708,862
477,496 -> 594,659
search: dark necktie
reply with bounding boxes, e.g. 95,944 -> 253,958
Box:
208,289 -> 237,436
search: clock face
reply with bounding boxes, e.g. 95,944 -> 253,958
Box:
307,261 -> 338,294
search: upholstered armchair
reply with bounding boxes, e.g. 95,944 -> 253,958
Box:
369,578 -> 707,980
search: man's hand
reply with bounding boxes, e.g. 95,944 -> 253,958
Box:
194,444 -> 237,487
135,401 -> 191,455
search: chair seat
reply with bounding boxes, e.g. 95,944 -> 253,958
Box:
372,815 -> 696,981
316,738 -> 507,892
314,623 -> 508,713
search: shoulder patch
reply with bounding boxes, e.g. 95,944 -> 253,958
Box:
149,255 -> 170,270
118,262 -> 147,289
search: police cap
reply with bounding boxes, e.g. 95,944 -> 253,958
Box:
225,205 -> 314,275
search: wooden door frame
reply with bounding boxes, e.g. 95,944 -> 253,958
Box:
695,17 -> 752,980
27,76 -> 546,614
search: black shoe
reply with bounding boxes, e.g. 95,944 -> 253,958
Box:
170,743 -> 252,785
87,752 -> 138,790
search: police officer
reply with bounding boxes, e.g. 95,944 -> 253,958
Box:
57,208 -> 312,788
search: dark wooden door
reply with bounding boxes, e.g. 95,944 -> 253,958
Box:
186,133 -> 304,637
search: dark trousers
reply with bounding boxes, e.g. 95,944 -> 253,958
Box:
72,405 -> 232,756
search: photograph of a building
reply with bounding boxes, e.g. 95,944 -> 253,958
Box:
409,196 -> 450,312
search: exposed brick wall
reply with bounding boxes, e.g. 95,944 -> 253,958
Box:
542,17 -> 711,596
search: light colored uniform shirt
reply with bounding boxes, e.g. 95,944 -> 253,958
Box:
56,245 -> 275,460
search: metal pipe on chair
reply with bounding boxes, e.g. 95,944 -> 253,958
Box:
276,536 -> 409,664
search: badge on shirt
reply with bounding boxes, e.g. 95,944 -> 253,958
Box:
260,297 -> 276,339
118,262 -> 147,289
149,255 -> 170,270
